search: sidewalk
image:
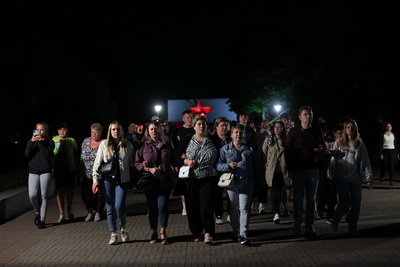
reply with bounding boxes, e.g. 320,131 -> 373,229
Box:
1,173 -> 400,266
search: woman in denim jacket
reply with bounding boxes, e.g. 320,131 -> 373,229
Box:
216,124 -> 254,245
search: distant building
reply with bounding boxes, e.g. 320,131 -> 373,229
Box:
167,98 -> 236,122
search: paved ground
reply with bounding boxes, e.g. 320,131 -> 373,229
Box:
1,172 -> 400,266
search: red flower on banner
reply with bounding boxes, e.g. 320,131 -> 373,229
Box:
189,100 -> 213,116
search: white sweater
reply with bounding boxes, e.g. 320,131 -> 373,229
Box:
328,138 -> 372,184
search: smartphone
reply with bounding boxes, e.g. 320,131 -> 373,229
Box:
33,130 -> 39,135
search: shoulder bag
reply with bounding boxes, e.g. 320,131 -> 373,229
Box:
218,172 -> 235,188
98,156 -> 118,177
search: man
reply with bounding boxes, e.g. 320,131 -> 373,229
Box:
285,105 -> 325,237
174,110 -> 195,216
176,110 -> 195,142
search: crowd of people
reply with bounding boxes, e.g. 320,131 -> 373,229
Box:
25,105 -> 393,245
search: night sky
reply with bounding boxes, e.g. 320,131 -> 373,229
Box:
1,2 -> 399,149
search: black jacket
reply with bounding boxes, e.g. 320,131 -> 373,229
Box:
25,139 -> 55,174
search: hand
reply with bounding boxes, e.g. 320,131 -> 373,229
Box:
149,167 -> 159,175
143,160 -> 148,167
31,135 -> 41,142
229,162 -> 237,169
185,159 -> 196,168
92,182 -> 99,194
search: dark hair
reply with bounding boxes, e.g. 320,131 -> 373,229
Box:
271,120 -> 286,146
279,112 -> 291,120
298,105 -> 313,116
182,110 -> 193,116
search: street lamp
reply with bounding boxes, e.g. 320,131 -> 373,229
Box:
154,105 -> 162,116
274,104 -> 282,115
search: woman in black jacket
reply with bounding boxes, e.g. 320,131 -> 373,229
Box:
25,122 -> 55,229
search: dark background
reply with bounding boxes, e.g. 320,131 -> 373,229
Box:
1,1 -> 398,172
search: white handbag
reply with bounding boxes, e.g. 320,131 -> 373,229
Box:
218,173 -> 235,188
178,165 -> 191,178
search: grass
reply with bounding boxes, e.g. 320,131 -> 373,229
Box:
0,169 -> 28,192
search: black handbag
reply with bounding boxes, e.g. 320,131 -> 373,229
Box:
137,171 -> 156,190
98,157 -> 118,177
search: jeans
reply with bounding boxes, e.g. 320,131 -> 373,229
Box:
227,182 -> 253,238
333,180 -> 362,233
292,168 -> 319,226
102,179 -> 127,232
144,185 -> 170,229
28,173 -> 52,222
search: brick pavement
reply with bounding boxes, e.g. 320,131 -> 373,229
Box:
1,174 -> 400,266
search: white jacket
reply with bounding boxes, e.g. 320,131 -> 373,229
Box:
92,140 -> 133,184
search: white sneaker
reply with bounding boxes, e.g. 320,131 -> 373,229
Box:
215,216 -> 224,225
226,215 -> 230,222
94,213 -> 101,222
182,207 -> 187,216
273,213 -> 280,224
109,232 -> 118,245
258,203 -> 265,214
120,227 -> 129,243
57,214 -> 65,223
85,213 -> 94,222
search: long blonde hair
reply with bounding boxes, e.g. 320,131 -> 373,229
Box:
104,121 -> 127,158
338,119 -> 361,150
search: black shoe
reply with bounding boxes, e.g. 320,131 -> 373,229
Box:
34,214 -> 40,226
37,221 -> 46,229
239,236 -> 251,246
232,233 -> 240,243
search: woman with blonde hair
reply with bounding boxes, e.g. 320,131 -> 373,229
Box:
328,119 -> 373,236
92,121 -> 134,245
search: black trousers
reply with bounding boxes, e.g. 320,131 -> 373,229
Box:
183,176 -> 217,237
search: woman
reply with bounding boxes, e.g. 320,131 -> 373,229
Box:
25,122 -> 55,229
135,122 -> 172,245
80,123 -> 105,222
262,121 -> 290,225
379,122 -> 399,185
175,115 -> 218,244
209,117 -> 231,224
328,119 -> 373,236
92,121 -> 134,245
216,124 -> 254,245
52,123 -> 79,223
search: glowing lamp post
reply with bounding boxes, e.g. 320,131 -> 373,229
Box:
154,105 -> 162,117
274,104 -> 282,115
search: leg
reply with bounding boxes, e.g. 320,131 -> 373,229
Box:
183,179 -> 202,238
238,183 -> 253,239
347,183 -> 362,235
115,183 -> 127,227
304,169 -> 319,227
39,173 -> 52,222
332,180 -> 351,230
199,177 -> 216,237
28,174 -> 40,213
103,180 -> 118,232
227,188 -> 239,237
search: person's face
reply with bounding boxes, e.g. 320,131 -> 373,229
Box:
216,121 -> 228,137
273,123 -> 284,137
182,113 -> 193,127
239,114 -> 248,125
194,120 -> 207,136
91,128 -> 102,141
127,123 -> 136,134
148,124 -> 158,141
386,124 -> 392,132
58,127 -> 68,138
281,118 -> 289,128
231,128 -> 243,143
334,130 -> 342,140
299,110 -> 313,126
36,124 -> 46,138
345,122 -> 355,137
110,124 -> 122,139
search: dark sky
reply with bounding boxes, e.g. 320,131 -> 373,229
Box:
1,2 -> 398,128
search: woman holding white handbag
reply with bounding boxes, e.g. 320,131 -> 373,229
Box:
216,124 -> 254,246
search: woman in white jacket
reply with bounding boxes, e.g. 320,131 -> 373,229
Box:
92,121 -> 134,245
328,119 -> 373,236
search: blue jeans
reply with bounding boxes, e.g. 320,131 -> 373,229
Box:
144,185 -> 170,229
102,179 -> 127,232
227,182 -> 253,238
333,180 -> 362,233
292,168 -> 319,226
